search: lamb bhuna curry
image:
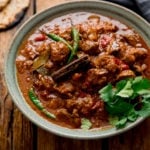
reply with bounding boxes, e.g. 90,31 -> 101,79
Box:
16,12 -> 150,129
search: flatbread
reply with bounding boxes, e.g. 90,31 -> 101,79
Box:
0,0 -> 10,10
0,0 -> 30,30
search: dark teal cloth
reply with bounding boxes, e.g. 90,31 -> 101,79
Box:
105,0 -> 150,22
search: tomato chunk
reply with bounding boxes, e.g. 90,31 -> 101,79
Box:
100,34 -> 111,48
34,34 -> 46,41
114,58 -> 129,70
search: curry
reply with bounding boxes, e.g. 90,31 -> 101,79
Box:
16,12 -> 150,129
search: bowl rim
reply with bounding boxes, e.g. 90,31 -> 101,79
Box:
4,0 -> 149,139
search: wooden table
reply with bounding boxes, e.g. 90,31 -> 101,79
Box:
0,0 -> 150,149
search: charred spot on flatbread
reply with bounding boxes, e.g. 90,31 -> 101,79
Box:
0,0 -> 30,30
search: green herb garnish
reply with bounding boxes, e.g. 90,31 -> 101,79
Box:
40,27 -> 79,63
29,88 -> 56,119
67,27 -> 79,63
99,76 -> 150,128
44,32 -> 73,52
81,118 -> 92,130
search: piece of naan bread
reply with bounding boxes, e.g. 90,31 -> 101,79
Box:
0,0 -> 10,10
0,0 -> 30,30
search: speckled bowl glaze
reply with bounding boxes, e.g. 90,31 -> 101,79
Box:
5,0 -> 150,139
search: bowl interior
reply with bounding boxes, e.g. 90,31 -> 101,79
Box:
5,0 -> 150,139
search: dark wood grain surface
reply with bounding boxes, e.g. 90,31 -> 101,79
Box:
0,0 -> 150,150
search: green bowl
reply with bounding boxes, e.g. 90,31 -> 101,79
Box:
5,0 -> 150,139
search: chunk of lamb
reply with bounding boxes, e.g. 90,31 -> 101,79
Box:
59,28 -> 72,41
91,54 -> 119,73
54,82 -> 75,97
100,34 -> 128,55
20,42 -> 39,59
121,47 -> 147,64
91,111 -> 108,128
78,22 -> 99,41
50,42 -> 70,62
34,74 -> 54,90
132,47 -> 147,59
105,34 -> 125,54
121,30 -> 140,46
83,68 -> 108,88
117,70 -> 135,80
16,55 -> 33,73
47,97 -> 65,109
101,21 -> 118,32
66,95 -> 94,115
56,108 -> 81,128
79,40 -> 99,54
66,95 -> 106,121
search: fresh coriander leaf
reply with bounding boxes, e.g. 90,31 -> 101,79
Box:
137,100 -> 150,117
132,77 -> 150,93
81,118 -> 92,130
116,81 -> 133,98
116,79 -> 127,92
116,79 -> 138,100
99,84 -> 115,102
115,117 -> 127,128
143,95 -> 150,100
132,76 -> 143,84
130,93 -> 138,101
106,99 -> 132,115
127,109 -> 139,122
109,115 -> 119,126
99,77 -> 150,129
137,89 -> 150,99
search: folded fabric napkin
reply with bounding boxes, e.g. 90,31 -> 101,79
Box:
105,0 -> 150,22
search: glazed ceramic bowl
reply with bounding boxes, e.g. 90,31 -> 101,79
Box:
5,0 -> 150,139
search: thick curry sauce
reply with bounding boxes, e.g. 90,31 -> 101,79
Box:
16,12 -> 150,129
